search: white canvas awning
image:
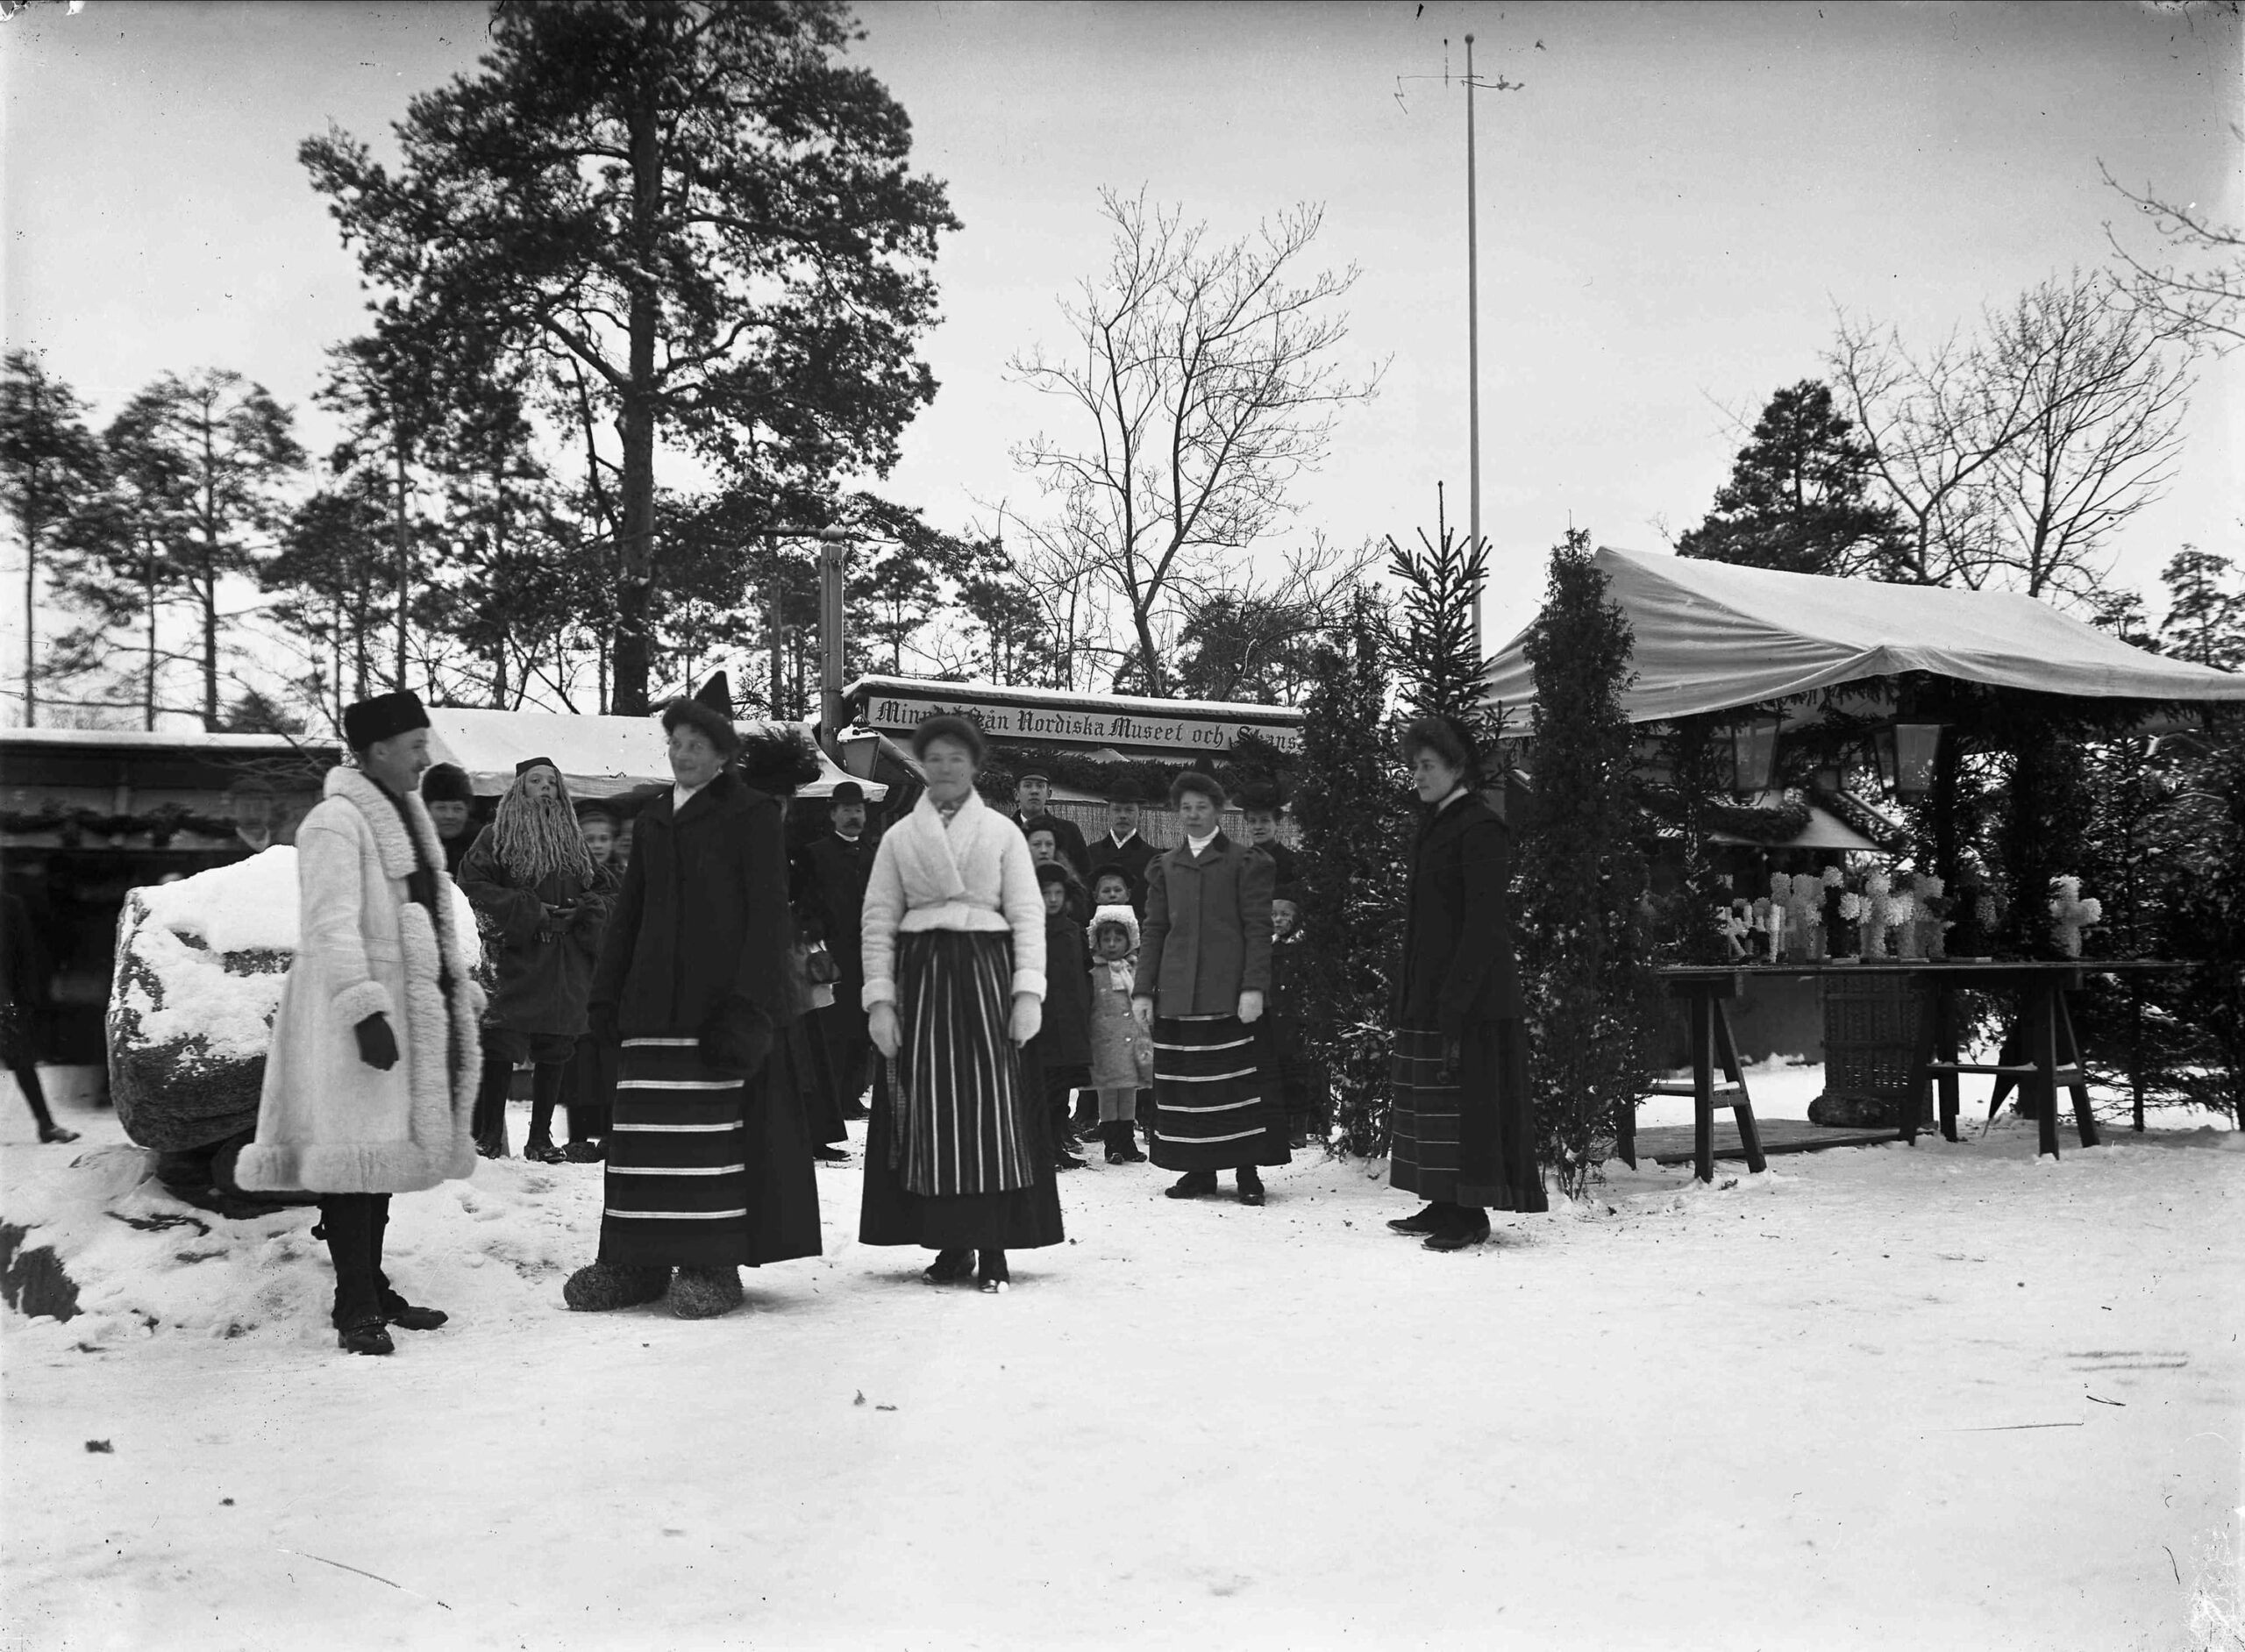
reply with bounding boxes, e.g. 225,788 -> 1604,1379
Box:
1485,547 -> 2245,727
424,709 -> 886,802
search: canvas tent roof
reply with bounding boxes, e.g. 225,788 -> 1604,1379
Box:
1485,547 -> 2245,727
425,709 -> 886,801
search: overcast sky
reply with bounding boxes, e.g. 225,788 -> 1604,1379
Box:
4,0 -> 2238,678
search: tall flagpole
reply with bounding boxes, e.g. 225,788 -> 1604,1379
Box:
1465,32 -> 1482,654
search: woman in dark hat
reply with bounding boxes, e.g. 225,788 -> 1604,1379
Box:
859,713 -> 1061,1292
459,757 -> 618,1163
1133,770 -> 1288,1205
1386,716 -> 1546,1250
1237,784 -> 1300,887
564,674 -> 821,1320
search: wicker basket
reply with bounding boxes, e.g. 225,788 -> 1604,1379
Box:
1812,972 -> 1931,1128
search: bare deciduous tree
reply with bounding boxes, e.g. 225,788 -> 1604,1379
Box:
2103,153 -> 2245,352
1827,272 -> 2190,605
1007,188 -> 1382,697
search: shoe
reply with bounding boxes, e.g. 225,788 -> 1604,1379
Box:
668,1265 -> 745,1319
811,1143 -> 851,1162
379,1291 -> 447,1331
337,1315 -> 395,1356
1423,1210 -> 1492,1252
1164,1171 -> 1218,1200
524,1137 -> 565,1164
562,1261 -> 671,1312
976,1250 -> 1010,1293
1237,1168 -> 1265,1207
560,1140 -> 606,1163
37,1123 -> 79,1145
1056,1148 -> 1087,1171
474,1136 -> 510,1160
1286,1128 -> 1308,1150
1386,1203 -> 1445,1235
923,1247 -> 974,1285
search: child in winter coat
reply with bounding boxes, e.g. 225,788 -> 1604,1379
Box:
1085,904 -> 1153,1164
1029,863 -> 1094,1171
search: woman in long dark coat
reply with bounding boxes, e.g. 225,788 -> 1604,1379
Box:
859,715 -> 1061,1293
1134,770 -> 1287,1205
1386,716 -> 1547,1250
562,677 -> 821,1320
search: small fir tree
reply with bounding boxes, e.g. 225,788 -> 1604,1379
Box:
1516,530 -> 1657,1200
1292,587 -> 1409,1157
1386,496 -> 1498,747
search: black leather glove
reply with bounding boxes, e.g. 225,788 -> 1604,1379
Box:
353,1013 -> 400,1072
698,998 -> 774,1081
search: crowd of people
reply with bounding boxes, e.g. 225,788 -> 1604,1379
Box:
230,678 -> 1540,1355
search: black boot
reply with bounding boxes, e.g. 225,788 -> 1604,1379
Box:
472,1055 -> 513,1157
524,1061 -> 566,1163
1164,1170 -> 1218,1200
337,1315 -> 395,1356
977,1249 -> 1010,1293
923,1247 -> 974,1285
1101,1120 -> 1130,1164
1387,1201 -> 1448,1235
380,1289 -> 448,1331
1237,1165 -> 1265,1206
1423,1205 -> 1492,1252
1115,1121 -> 1147,1163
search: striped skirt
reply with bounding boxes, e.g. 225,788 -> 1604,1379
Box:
598,1036 -> 755,1269
1149,1014 -> 1290,1172
1389,1020 -> 1546,1213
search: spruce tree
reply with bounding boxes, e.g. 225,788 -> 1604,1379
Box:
1386,502 -> 1497,746
1292,587 -> 1408,1157
1516,530 -> 1656,1199
1678,380 -> 1907,578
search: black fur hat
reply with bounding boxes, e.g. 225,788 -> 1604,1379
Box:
660,671 -> 739,755
736,724 -> 824,796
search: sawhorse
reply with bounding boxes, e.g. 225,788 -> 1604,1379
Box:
1624,969 -> 1768,1182
1906,963 -> 2097,1157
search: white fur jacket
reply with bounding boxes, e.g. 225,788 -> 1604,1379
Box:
860,789 -> 1046,1009
238,766 -> 485,1195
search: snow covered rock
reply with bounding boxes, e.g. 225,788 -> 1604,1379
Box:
106,849 -> 479,1153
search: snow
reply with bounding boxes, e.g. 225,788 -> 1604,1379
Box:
4,1075 -> 2240,1651
116,851 -> 481,1065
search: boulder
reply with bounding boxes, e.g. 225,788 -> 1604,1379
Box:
106,848 -> 478,1154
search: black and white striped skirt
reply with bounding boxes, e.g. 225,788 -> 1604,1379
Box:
1149,1014 -> 1290,1172
598,1036 -> 752,1269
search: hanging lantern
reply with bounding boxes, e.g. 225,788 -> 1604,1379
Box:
837,725 -> 882,780
1728,713 -> 1783,798
1871,723 -> 1943,797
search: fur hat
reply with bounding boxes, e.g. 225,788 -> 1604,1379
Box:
660,671 -> 739,754
1034,860 -> 1073,891
1271,882 -> 1303,908
419,762 -> 475,806
1087,901 -> 1140,952
736,724 -> 823,796
342,689 -> 430,752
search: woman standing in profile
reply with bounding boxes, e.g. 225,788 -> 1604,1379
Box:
1386,716 -> 1546,1250
1134,771 -> 1288,1206
859,715 -> 1060,1293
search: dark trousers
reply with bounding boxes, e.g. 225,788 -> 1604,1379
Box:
318,1193 -> 392,1328
524,1060 -> 567,1145
7,1058 -> 55,1131
472,1054 -> 512,1152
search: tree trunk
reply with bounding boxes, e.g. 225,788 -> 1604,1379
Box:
394,437 -> 410,691
609,89 -> 664,716
143,546 -> 158,731
18,500 -> 34,728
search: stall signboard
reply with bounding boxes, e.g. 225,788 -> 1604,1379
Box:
855,687 -> 1302,756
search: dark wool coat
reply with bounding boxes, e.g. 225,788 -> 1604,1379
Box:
1394,793 -> 1522,1033
1012,809 -> 1093,885
1137,833 -> 1275,1016
795,831 -> 872,983
1251,838 -> 1301,888
1029,910 -> 1092,1068
1088,830 -> 1158,914
589,772 -> 793,1051
459,830 -> 618,1037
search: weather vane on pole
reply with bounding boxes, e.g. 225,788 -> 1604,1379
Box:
1456,35 -> 1524,653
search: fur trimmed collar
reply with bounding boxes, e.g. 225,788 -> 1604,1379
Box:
325,765 -> 444,881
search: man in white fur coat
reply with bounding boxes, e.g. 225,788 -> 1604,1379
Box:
237,691 -> 485,1355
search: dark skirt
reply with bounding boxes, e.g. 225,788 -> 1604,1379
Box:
1150,1014 -> 1291,1172
1389,1020 -> 1546,1213
779,1013 -> 848,1147
598,1036 -> 823,1270
858,930 -> 1063,1252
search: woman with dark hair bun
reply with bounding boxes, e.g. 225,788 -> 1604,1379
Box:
858,714 -> 1062,1292
1386,716 -> 1546,1250
1134,769 -> 1288,1205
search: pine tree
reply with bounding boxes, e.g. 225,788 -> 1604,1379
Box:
0,349 -> 108,724
1516,530 -> 1656,1200
1678,380 -> 1907,577
1386,497 -> 1497,746
1292,587 -> 1408,1156
2159,546 -> 2245,671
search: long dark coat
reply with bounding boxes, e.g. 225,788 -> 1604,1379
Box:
589,771 -> 793,1048
1137,834 -> 1275,1016
459,830 -> 618,1037
1393,794 -> 1522,1031
1030,911 -> 1092,1068
1393,792 -> 1541,1212
794,830 -> 872,1036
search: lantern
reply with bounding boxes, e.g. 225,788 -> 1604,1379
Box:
837,725 -> 882,780
1727,713 -> 1783,797
1871,723 -> 1942,797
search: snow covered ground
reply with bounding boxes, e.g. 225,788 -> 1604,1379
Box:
4,1068 -> 2240,1652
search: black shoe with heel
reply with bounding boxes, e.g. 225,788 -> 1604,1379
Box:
1386,1202 -> 1446,1235
337,1315 -> 395,1356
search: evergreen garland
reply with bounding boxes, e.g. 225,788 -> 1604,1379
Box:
1516,530 -> 1657,1200
1291,589 -> 1409,1157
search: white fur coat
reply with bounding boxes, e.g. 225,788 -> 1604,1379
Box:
238,766 -> 484,1194
860,789 -> 1046,1009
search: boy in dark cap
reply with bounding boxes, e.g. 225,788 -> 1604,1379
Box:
1090,777 -> 1157,915
419,763 -> 478,875
1009,767 -> 1092,885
